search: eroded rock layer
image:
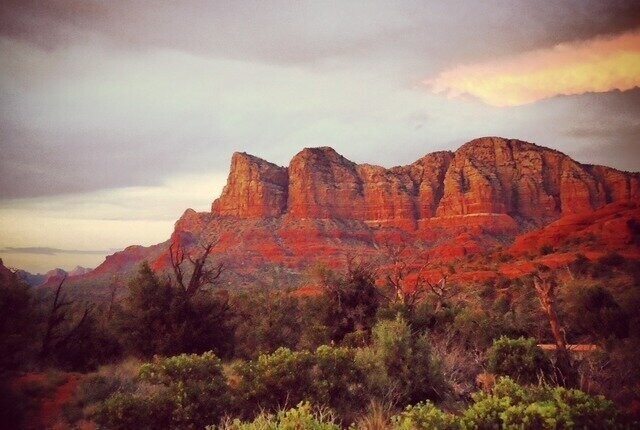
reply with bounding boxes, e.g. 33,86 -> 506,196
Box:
212,137 -> 639,229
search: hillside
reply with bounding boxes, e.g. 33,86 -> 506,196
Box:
53,137 -> 640,294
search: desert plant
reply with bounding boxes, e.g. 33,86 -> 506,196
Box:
391,401 -> 459,430
216,401 -> 340,430
96,351 -> 230,429
461,377 -> 621,430
486,336 -> 553,383
357,315 -> 444,406
232,345 -> 367,420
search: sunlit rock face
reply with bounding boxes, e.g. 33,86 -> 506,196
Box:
212,137 -> 639,228
74,137 -> 640,291
212,152 -> 288,217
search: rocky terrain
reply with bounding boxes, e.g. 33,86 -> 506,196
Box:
41,137 -> 640,294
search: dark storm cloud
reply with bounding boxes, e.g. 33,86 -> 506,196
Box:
1,0 -> 639,200
1,1 -> 638,67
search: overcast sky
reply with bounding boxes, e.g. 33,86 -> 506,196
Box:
1,0 -> 639,272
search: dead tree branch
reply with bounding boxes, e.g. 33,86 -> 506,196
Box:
169,240 -> 224,297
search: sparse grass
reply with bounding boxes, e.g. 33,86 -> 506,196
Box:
355,401 -> 391,430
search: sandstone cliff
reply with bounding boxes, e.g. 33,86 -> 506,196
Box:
211,137 -> 639,229
49,137 -> 640,294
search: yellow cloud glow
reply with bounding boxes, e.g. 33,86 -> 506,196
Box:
425,29 -> 640,107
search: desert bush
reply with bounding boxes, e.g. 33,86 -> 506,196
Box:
569,253 -> 591,277
461,377 -> 621,430
216,401 -> 340,430
0,274 -> 40,370
597,251 -> 625,268
232,347 -> 314,417
51,311 -> 122,371
222,378 -> 627,429
319,261 -> 380,343
356,315 -> 444,406
95,351 -> 230,429
355,401 -> 392,430
564,285 -> 629,345
230,290 -> 302,359
486,336 -> 553,383
116,262 -> 233,358
232,345 -> 367,420
95,391 -> 174,430
391,401 -> 459,430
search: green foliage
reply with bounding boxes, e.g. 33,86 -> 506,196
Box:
217,401 -> 340,430
232,346 -> 367,419
597,251 -> 625,268
230,290 -> 303,359
320,262 -> 380,343
233,347 -> 314,416
357,315 -> 443,405
486,336 -> 552,384
96,351 -> 230,429
116,262 -> 178,356
218,379 -> 626,429
95,392 -> 174,430
569,253 -> 591,277
391,401 -> 459,430
461,377 -> 621,430
0,274 -> 39,370
565,285 -> 629,344
51,311 -> 122,371
116,262 -> 233,358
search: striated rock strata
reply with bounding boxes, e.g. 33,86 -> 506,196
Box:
212,137 -> 640,229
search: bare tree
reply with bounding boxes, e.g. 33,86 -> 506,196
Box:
532,271 -> 566,351
425,274 -> 452,313
169,240 -> 224,297
532,268 -> 575,386
381,242 -> 452,313
40,276 -> 92,359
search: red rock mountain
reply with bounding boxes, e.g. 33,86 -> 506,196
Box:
71,137 -> 640,292
211,137 -> 638,228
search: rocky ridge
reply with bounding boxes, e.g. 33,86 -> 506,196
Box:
38,137 -> 640,294
211,137 -> 639,229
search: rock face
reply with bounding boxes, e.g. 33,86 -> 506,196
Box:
212,152 -> 288,217
211,137 -> 639,229
55,137 -> 640,294
436,137 -> 639,223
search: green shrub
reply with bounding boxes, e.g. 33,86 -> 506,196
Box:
356,315 -> 443,406
569,254 -> 591,277
565,285 -> 629,344
486,336 -> 552,383
96,351 -> 230,429
232,346 -> 367,419
460,377 -> 621,430
391,401 -> 459,430
0,274 -> 39,370
233,347 -> 314,417
95,392 -> 174,430
597,251 -> 625,268
217,378 -> 627,430
216,401 -> 340,430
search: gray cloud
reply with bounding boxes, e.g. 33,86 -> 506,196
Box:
0,1 -> 639,201
1,1 -> 638,68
